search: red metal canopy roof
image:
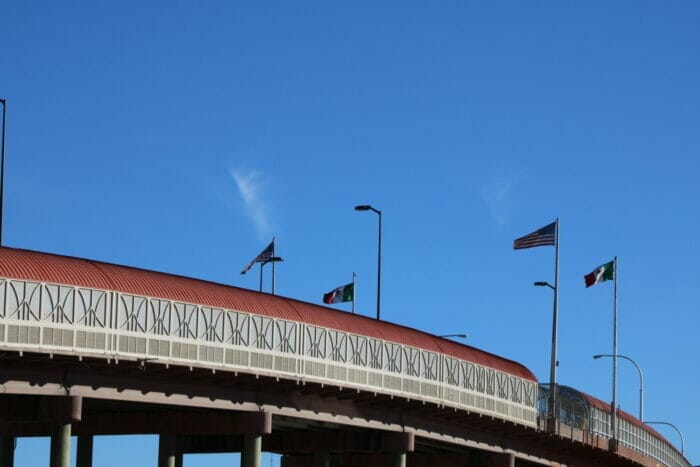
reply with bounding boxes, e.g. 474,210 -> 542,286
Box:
0,247 -> 536,381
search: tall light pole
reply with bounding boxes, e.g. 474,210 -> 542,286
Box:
593,353 -> 644,421
0,98 -> 6,246
645,421 -> 684,455
355,204 -> 381,320
534,280 -> 558,431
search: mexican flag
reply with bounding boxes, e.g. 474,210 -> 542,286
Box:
323,282 -> 354,304
584,261 -> 614,288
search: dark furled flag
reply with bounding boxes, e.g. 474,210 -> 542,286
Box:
584,261 -> 614,287
323,282 -> 354,304
513,221 -> 556,250
240,240 -> 274,274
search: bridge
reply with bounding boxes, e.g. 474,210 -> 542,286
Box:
0,247 -> 690,467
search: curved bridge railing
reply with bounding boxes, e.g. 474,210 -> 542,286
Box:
539,385 -> 690,467
0,277 -> 538,427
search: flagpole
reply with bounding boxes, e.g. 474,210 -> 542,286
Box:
547,218 -> 560,432
271,237 -> 276,295
611,255 -> 619,451
0,98 -> 6,247
352,272 -> 356,314
259,262 -> 264,292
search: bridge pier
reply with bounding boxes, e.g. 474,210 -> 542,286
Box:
158,434 -> 178,467
48,396 -> 82,467
49,422 -> 71,467
490,452 -> 515,467
391,452 -> 406,467
0,436 -> 15,467
76,435 -> 93,467
241,434 -> 262,467
313,451 -> 329,467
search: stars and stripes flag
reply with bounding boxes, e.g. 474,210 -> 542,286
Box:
513,221 -> 557,250
240,240 -> 274,274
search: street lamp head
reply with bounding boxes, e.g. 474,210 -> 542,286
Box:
354,205 -> 372,211
439,334 -> 467,339
592,354 -> 603,359
533,281 -> 548,287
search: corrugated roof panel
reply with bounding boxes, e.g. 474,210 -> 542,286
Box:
0,247 -> 536,381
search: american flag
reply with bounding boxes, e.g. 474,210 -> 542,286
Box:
513,221 -> 556,250
240,240 -> 275,274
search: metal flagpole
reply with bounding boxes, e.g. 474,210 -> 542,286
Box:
271,237 -> 276,295
259,262 -> 264,292
611,255 -> 619,451
547,218 -> 560,432
352,272 -> 356,314
0,98 -> 6,246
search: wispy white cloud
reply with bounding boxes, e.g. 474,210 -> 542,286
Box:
231,169 -> 274,240
479,172 -> 519,225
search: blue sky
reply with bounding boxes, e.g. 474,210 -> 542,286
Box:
2,1 -> 699,464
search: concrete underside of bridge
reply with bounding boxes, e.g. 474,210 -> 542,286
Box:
0,352 -> 650,467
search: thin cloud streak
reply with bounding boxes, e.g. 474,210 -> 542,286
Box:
231,169 -> 273,240
479,173 -> 518,226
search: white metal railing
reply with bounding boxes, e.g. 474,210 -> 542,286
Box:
0,277 -> 537,426
588,406 -> 689,467
538,386 -> 690,467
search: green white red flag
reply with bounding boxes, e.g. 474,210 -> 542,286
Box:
323,283 -> 354,304
584,261 -> 614,287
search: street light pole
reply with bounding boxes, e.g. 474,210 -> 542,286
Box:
645,421 -> 684,455
534,279 -> 558,431
593,353 -> 644,421
355,205 -> 382,320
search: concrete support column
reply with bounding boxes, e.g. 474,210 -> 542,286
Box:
158,435 -> 177,467
391,452 -> 406,467
313,451 -> 330,467
76,435 -> 93,467
241,434 -> 262,467
0,436 -> 15,467
489,452 -> 515,467
49,422 -> 71,467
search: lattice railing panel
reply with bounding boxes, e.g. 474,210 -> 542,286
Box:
0,277 -> 539,427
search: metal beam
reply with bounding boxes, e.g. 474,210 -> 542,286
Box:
178,431 -> 414,455
0,395 -> 81,423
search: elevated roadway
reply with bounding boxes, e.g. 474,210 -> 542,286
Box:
0,247 -> 689,467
